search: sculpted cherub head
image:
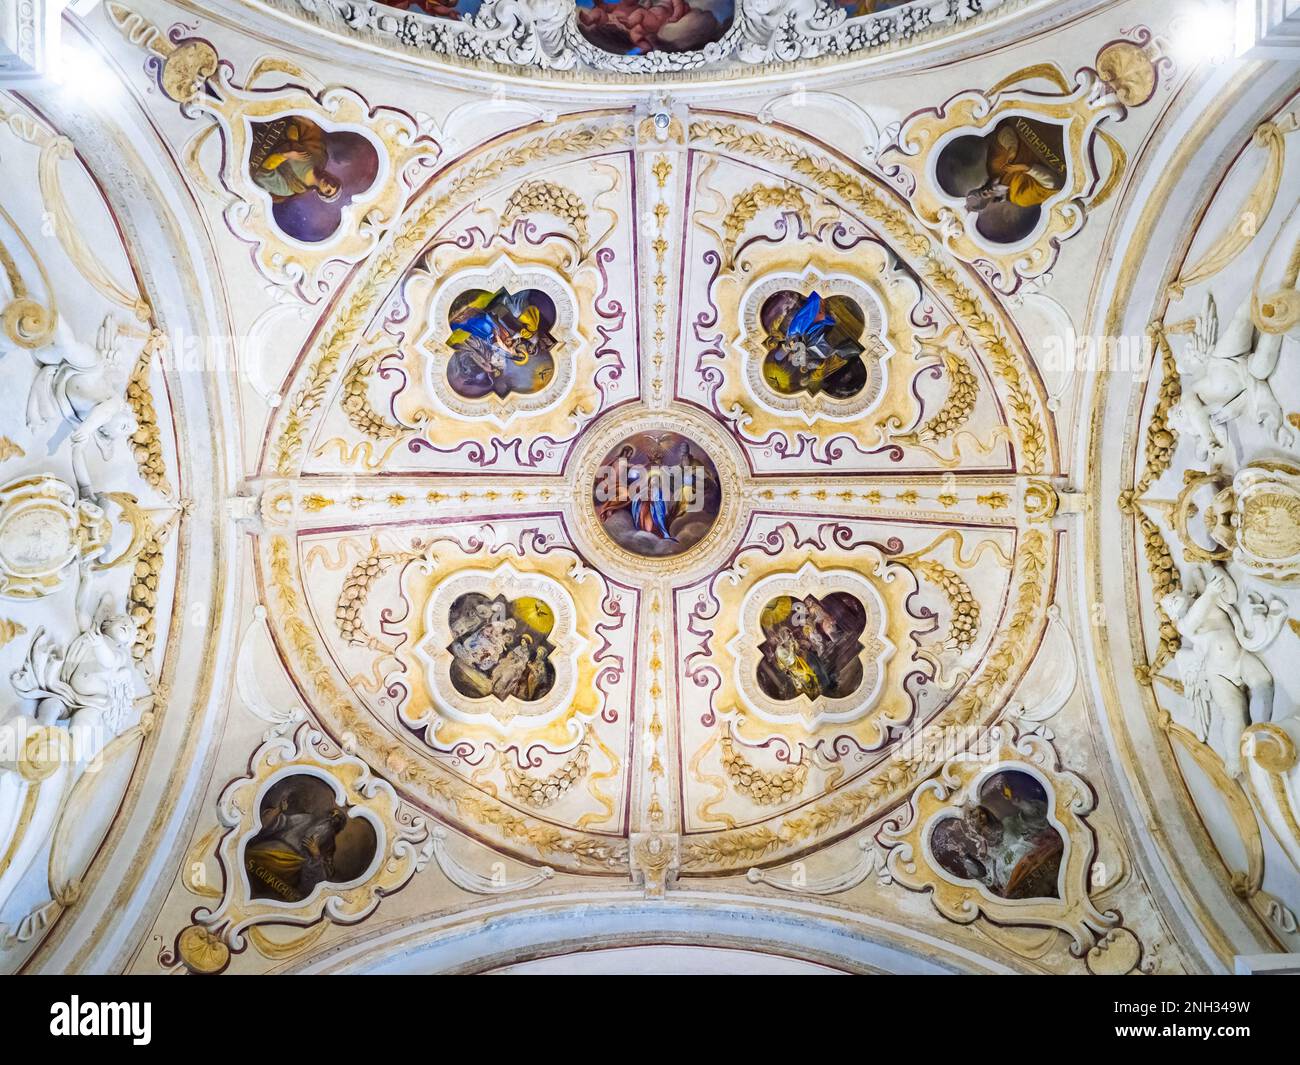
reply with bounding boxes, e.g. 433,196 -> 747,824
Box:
93,595 -> 137,650
1159,589 -> 1189,623
96,407 -> 140,460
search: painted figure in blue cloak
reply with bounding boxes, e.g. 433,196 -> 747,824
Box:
761,289 -> 868,399
446,287 -> 556,400
594,432 -> 720,558
628,456 -> 676,541
605,444 -> 700,542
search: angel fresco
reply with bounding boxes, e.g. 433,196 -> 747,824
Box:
760,290 -> 872,399
244,775 -> 378,902
592,432 -> 722,558
935,116 -> 1068,245
929,770 -> 1064,901
445,287 -> 557,400
755,593 -> 866,701
247,115 -> 380,244
447,593 -> 556,702
576,0 -> 733,55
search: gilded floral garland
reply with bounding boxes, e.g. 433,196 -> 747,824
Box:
683,529 -> 1050,870
689,119 -> 1049,475
266,537 -> 628,870
271,120 -> 633,476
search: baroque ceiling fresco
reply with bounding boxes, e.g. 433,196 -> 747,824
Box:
0,0 -> 1298,976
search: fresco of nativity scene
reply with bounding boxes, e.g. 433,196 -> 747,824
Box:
760,290 -> 873,399
246,114 -> 380,243
244,775 -> 378,903
445,287 -> 557,399
755,593 -> 867,701
447,593 -> 557,702
935,115 -> 1069,245
928,770 -> 1065,900
593,431 -> 721,558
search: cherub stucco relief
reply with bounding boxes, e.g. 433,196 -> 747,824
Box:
10,560 -> 140,737
24,315 -> 136,499
1170,294 -> 1294,465
1161,564 -> 1285,777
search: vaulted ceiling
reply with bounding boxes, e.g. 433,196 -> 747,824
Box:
1,0 -> 1298,975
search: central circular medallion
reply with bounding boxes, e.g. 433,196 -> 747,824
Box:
591,431 -> 722,559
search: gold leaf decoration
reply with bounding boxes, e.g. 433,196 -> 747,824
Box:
126,331 -> 172,495
503,744 -> 591,808
902,350 -> 979,444
720,183 -> 810,265
341,353 -> 406,440
501,180 -> 588,246
720,735 -> 808,806
0,617 -> 27,647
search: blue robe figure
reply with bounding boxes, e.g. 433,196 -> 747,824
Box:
778,292 -> 834,363
627,465 -> 676,542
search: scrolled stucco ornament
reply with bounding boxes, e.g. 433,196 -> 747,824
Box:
0,475 -> 111,599
1242,717 -> 1300,875
1206,462 -> 1300,583
734,0 -> 846,63
468,0 -> 580,68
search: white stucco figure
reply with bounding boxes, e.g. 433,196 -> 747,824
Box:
10,561 -> 139,738
1170,294 -> 1294,465
25,315 -> 138,499
1160,564 -> 1285,777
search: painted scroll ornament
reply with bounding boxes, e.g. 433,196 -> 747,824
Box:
176,724 -> 431,973
878,726 -> 1132,961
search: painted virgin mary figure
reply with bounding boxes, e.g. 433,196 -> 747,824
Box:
629,457 -> 676,542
